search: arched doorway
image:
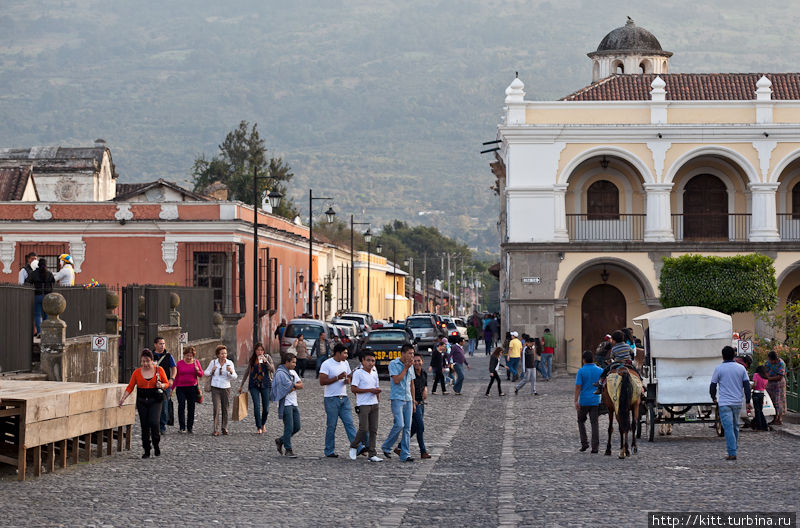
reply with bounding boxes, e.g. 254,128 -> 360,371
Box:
581,284 -> 626,355
684,174 -> 728,239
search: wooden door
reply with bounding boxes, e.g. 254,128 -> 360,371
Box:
581,284 -> 626,355
684,174 -> 727,239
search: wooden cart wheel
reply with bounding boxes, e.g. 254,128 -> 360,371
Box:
648,401 -> 656,442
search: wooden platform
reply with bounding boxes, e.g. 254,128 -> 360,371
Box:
0,380 -> 136,481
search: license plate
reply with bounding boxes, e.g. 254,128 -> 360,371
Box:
374,350 -> 400,361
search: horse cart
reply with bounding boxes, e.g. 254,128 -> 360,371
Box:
633,307 -> 731,442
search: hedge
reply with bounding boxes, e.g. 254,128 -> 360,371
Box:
659,254 -> 777,315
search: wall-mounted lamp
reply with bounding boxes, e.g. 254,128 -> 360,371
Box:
600,266 -> 609,282
297,273 -> 304,284
764,132 -> 770,138
657,133 -> 663,139
558,251 -> 564,261
600,155 -> 609,169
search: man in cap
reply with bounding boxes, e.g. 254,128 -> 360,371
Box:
507,331 -> 522,381
54,254 -> 75,286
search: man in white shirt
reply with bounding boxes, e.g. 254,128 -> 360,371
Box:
319,343 -> 361,458
349,350 -> 382,461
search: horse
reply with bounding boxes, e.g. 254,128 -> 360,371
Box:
601,366 -> 642,459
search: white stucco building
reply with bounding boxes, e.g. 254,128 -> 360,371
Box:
494,19 -> 800,372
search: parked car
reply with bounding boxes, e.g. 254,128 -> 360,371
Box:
443,316 -> 469,340
338,313 -> 371,335
332,322 -> 359,354
360,328 -> 415,376
372,319 -> 389,329
280,319 -> 333,356
441,317 -> 460,340
405,314 -> 445,354
412,312 -> 447,333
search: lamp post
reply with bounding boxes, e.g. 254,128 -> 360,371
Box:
252,165 -> 283,348
404,257 -> 414,314
391,246 -> 397,322
375,243 -> 383,318
307,189 -> 335,316
350,215 -> 370,312
365,228 -> 373,314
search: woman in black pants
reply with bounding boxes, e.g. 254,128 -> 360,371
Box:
429,340 -> 448,394
119,349 -> 169,458
486,347 -> 507,396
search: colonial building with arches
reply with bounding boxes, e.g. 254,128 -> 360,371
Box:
494,19 -> 800,373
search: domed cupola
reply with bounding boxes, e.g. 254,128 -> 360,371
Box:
587,17 -> 673,81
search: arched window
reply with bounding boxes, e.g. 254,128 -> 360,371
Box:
639,60 -> 650,74
587,180 -> 619,219
615,62 -> 624,74
792,181 -> 800,219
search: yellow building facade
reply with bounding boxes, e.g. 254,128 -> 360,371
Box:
352,251 -> 411,322
495,19 -> 800,373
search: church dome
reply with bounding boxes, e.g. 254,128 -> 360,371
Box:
590,18 -> 672,57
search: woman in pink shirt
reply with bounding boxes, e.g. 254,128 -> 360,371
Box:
751,364 -> 769,431
174,346 -> 204,433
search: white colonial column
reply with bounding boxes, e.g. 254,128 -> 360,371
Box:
553,184 -> 569,242
749,182 -> 780,242
643,183 -> 674,242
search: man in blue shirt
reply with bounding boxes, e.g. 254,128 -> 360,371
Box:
575,351 -> 603,453
381,343 -> 416,462
710,346 -> 752,460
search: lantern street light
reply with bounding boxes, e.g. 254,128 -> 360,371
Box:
308,189 -> 335,316
252,165 -> 283,348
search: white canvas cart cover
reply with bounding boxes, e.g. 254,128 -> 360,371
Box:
633,307 -> 732,405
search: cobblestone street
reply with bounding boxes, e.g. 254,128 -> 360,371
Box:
1,355 -> 798,527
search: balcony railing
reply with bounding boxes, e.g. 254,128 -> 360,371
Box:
566,214 -> 645,241
778,214 -> 800,241
671,213 -> 750,242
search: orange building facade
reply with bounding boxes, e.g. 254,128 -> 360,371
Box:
0,200 -> 318,364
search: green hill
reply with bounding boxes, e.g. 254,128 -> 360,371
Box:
1,0 -> 798,251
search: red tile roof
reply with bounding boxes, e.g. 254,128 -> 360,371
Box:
560,73 -> 800,101
0,166 -> 36,201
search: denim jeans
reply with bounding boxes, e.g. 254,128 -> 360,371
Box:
410,403 -> 426,453
507,357 -> 520,378
282,405 -> 301,450
249,384 -> 271,430
453,363 -> 466,393
718,404 -> 741,456
34,294 -> 47,334
323,395 -> 358,456
315,354 -> 329,378
540,353 -> 553,379
382,399 -> 412,460
159,388 -> 172,432
468,338 -> 477,357
175,385 -> 197,432
484,337 -> 493,355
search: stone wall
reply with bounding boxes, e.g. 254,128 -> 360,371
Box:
188,338 -> 223,366
59,335 -> 119,384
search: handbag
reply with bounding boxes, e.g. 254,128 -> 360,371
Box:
232,392 -> 248,421
204,359 -> 216,393
196,384 -> 204,404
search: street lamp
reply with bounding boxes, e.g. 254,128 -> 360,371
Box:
350,215 -> 370,312
404,257 -> 414,314
253,165 -> 283,348
308,189 -> 335,316
365,228 -> 373,314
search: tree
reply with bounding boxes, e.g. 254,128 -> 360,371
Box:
191,121 -> 299,219
659,254 -> 777,315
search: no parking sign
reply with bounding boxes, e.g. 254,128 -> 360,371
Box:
736,339 -> 753,356
91,335 -> 108,353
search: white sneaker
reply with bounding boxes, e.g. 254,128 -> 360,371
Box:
368,456 -> 384,462
349,447 -> 358,460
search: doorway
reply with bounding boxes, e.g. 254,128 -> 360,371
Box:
684,174 -> 728,240
581,284 -> 626,355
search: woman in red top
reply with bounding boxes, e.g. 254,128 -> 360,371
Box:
119,349 -> 169,458
174,346 -> 204,434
